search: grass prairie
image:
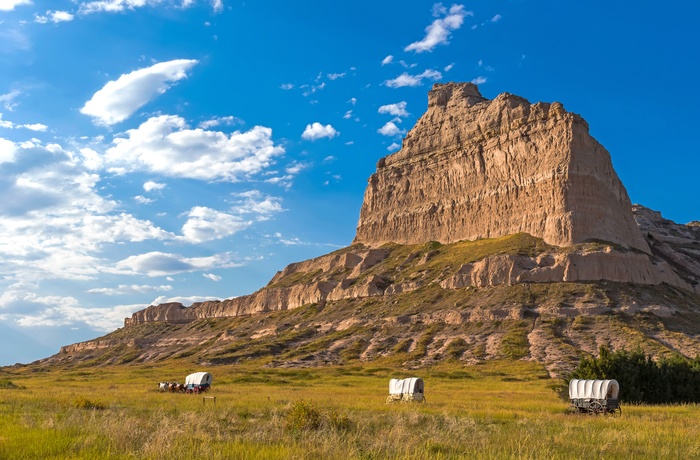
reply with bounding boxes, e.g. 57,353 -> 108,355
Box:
2,360 -> 700,459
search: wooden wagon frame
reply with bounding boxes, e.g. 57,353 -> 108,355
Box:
567,379 -> 621,416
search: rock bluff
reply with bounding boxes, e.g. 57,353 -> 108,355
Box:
354,82 -> 649,252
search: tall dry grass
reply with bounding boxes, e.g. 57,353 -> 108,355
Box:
1,360 -> 699,458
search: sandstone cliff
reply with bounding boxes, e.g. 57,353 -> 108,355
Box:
354,82 -> 649,253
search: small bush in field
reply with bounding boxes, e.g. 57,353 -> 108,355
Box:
326,408 -> 353,431
285,401 -> 353,432
0,379 -> 22,389
74,397 -> 107,410
285,400 -> 322,431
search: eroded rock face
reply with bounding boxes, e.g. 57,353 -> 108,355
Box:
354,82 -> 649,253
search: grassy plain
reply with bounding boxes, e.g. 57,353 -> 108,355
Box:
1,360 -> 699,459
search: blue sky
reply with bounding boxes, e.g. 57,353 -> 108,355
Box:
1,0 -> 698,365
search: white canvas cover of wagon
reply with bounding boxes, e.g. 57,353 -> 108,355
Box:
185,372 -> 213,393
386,377 -> 425,403
568,379 -> 620,415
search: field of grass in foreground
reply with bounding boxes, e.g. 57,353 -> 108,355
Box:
1,360 -> 699,459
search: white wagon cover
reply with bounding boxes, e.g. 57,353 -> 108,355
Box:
185,372 -> 213,386
389,377 -> 424,396
569,379 -> 619,400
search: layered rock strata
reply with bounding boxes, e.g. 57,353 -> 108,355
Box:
354,82 -> 649,252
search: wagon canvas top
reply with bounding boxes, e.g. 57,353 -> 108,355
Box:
569,379 -> 619,400
389,378 -> 424,396
185,372 -> 213,386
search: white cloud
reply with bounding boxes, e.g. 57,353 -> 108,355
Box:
471,76 -> 487,85
387,142 -> 400,151
104,115 -> 285,181
81,59 -> 198,126
285,161 -> 308,175
378,101 -> 409,117
0,90 -> 21,111
180,206 -> 250,243
0,113 -> 47,131
198,115 -> 242,129
143,180 -> 165,192
384,69 -> 442,88
115,251 -> 239,277
381,55 -> 394,66
405,4 -> 472,53
378,121 -> 405,137
234,190 -> 284,216
13,300 -> 145,331
87,284 -> 172,295
491,14 -> 502,22
0,0 -> 31,11
150,294 -> 222,306
327,72 -> 345,80
211,0 -> 223,13
348,97 -> 357,105
78,0 -> 197,14
280,83 -> 294,90
34,10 -> 74,23
0,142 -> 176,284
301,122 -> 338,141
134,195 -> 154,204
343,110 -> 352,119
0,137 -> 17,163
444,63 -> 454,72
203,273 -> 221,281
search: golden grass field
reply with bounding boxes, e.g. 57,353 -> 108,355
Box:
1,359 -> 699,459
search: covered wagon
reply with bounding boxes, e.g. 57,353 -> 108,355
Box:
568,379 -> 620,415
185,372 -> 213,393
386,377 -> 425,403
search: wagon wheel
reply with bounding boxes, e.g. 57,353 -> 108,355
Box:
566,404 -> 578,415
588,401 -> 604,415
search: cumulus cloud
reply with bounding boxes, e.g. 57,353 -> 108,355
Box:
234,190 -> 284,216
13,300 -> 145,331
143,180 -> 165,192
87,284 -> 172,295
104,115 -> 285,181
280,83 -> 294,90
0,113 -> 47,131
0,141 -> 175,283
384,69 -> 442,88
301,122 -> 338,141
327,72 -> 346,80
78,0 -> 198,14
387,142 -> 400,151
405,4 -> 471,53
115,251 -> 240,277
211,0 -> 223,13
471,76 -> 487,85
378,101 -> 409,117
198,115 -> 242,129
0,90 -> 21,111
80,59 -> 198,126
203,273 -> 221,281
0,0 -> 31,11
34,10 -> 74,23
381,55 -> 394,66
180,206 -> 251,243
378,121 -> 405,137
150,294 -> 222,306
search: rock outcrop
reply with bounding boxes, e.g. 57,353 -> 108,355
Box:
354,82 -> 649,253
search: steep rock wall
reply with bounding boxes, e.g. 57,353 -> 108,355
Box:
353,82 -> 649,252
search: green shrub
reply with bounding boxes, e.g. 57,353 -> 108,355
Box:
74,397 -> 107,410
569,346 -> 700,404
285,400 -> 322,431
0,379 -> 22,389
